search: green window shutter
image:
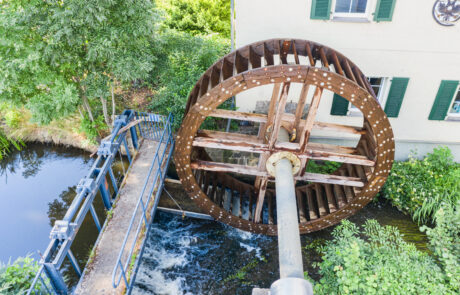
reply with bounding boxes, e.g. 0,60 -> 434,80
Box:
311,0 -> 331,20
374,0 -> 397,21
384,77 -> 409,118
428,80 -> 459,120
330,94 -> 349,116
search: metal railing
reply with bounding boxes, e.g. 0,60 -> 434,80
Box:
26,110 -> 168,294
112,113 -> 174,291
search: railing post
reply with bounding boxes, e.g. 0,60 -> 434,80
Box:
130,125 -> 138,150
89,204 -> 102,232
43,263 -> 68,294
108,166 -> 118,195
122,137 -> 131,163
99,180 -> 112,210
67,249 -> 82,277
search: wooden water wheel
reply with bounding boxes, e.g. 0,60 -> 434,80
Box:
174,39 -> 394,236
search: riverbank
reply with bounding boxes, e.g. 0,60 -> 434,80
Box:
2,109 -> 98,153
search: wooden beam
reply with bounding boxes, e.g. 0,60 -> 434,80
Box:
193,130 -> 375,166
267,83 -> 290,149
293,83 -> 310,133
191,161 -> 366,187
319,47 -> 329,70
209,109 -> 364,135
299,87 -> 323,151
305,43 -> 315,66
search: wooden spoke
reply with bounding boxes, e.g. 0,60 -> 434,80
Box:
176,38 -> 395,236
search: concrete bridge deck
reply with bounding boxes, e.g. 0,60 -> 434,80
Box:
75,139 -> 165,295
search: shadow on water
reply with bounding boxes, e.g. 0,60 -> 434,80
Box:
0,143 -> 128,287
132,201 -> 429,295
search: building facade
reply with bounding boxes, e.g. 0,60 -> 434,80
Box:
234,0 -> 460,160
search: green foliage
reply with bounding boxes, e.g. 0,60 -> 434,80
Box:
311,220 -> 454,294
149,31 -> 230,130
79,115 -> 107,143
306,160 -> 341,174
0,256 -> 40,294
0,3 -> 80,124
382,147 -> 460,223
1,0 -> 158,126
422,201 -> 460,292
157,0 -> 231,38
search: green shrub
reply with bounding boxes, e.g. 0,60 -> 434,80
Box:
0,130 -> 23,160
79,115 -> 107,143
382,147 -> 460,223
0,256 -> 40,294
422,201 -> 460,292
149,30 -> 230,130
311,220 -> 454,294
306,160 -> 341,174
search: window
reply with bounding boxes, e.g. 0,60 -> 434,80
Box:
448,86 -> 460,117
333,0 -> 370,18
350,77 -> 388,114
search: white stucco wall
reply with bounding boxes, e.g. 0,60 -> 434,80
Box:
234,0 -> 460,160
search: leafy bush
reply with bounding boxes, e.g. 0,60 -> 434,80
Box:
149,30 -> 230,130
157,0 -> 231,38
0,256 -> 40,294
422,201 -> 460,292
79,115 -> 108,143
306,160 -> 341,174
382,147 -> 460,223
311,220 -> 454,294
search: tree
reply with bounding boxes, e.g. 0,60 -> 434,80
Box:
1,0 -> 158,126
157,0 -> 231,38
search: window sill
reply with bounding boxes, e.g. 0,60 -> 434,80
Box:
446,116 -> 460,122
331,16 -> 371,23
348,110 -> 363,117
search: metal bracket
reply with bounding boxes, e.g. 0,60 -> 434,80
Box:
50,220 -> 77,240
97,141 -> 120,157
114,115 -> 128,126
76,177 -> 96,194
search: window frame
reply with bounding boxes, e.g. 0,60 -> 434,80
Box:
447,84 -> 460,119
349,76 -> 390,115
332,0 -> 374,19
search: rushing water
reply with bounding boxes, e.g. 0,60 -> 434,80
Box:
0,143 -> 128,285
132,202 -> 429,295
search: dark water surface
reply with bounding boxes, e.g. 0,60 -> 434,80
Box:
132,202 -> 429,295
0,143 -> 128,287
0,143 -> 96,263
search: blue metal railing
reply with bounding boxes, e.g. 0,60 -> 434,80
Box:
26,110 -> 171,295
111,113 -> 174,292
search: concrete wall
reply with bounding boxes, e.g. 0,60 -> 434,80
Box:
234,0 -> 460,160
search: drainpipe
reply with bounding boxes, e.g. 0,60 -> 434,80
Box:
226,0 -> 235,132
266,128 -> 313,295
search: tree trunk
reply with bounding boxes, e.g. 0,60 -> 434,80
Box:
100,96 -> 111,127
82,95 -> 94,122
111,85 -> 116,123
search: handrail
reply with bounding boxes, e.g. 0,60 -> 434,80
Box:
26,110 -> 163,295
111,113 -> 174,290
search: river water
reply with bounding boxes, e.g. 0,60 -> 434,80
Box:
0,143 -> 128,285
132,202 -> 429,295
0,144 -> 429,294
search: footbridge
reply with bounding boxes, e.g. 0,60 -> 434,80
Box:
27,110 -> 175,294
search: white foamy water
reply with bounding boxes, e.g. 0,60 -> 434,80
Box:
131,212 -> 275,295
